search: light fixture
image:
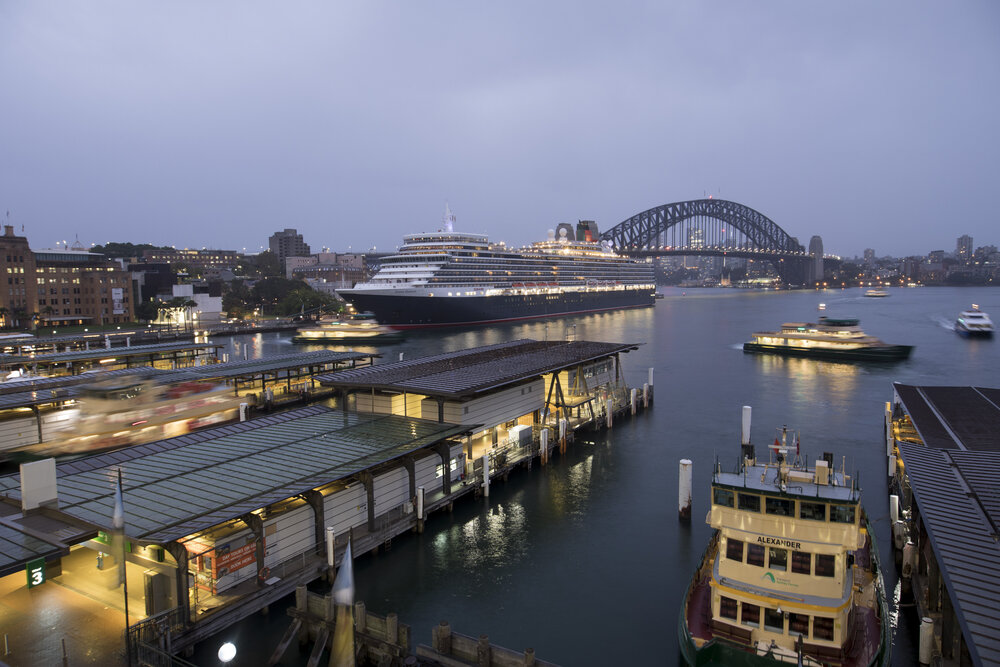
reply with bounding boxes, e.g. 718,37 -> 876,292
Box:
218,642 -> 236,663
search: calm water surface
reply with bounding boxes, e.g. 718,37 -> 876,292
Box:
195,286 -> 999,666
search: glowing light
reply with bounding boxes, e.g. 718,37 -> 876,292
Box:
218,642 -> 237,663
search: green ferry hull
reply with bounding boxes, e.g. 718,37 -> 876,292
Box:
742,342 -> 912,362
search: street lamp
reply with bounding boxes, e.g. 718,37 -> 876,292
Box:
218,642 -> 236,664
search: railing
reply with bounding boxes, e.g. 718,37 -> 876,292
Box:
127,606 -> 190,667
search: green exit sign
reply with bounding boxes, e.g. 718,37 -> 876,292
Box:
26,558 -> 46,588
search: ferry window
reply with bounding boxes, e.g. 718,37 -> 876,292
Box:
791,551 -> 812,575
713,488 -> 734,507
719,596 -> 737,620
746,544 -> 765,567
768,548 -> 787,571
813,616 -> 834,641
789,613 -> 810,636
764,607 -> 785,633
815,554 -> 835,577
725,539 -> 744,561
765,497 -> 793,516
830,504 -> 856,524
799,501 -> 826,521
737,493 -> 760,512
740,603 -> 760,627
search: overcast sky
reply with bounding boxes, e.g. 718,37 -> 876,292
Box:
1,2 -> 997,258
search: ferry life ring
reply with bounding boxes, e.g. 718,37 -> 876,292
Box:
258,566 -> 270,582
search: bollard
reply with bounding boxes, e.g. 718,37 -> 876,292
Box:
482,454 -> 490,497
643,382 -> 649,408
630,388 -> 637,415
223,352 -> 229,363
434,621 -> 452,654
523,647 -> 536,667
105,335 -> 111,349
887,453 -> 896,480
416,486 -> 425,533
902,541 -> 916,578
889,495 -> 900,523
126,336 -> 131,347
326,527 -> 336,581
239,403 -> 248,422
540,429 -> 549,464
399,352 -> 404,361
648,367 -> 654,387
679,459 -> 692,522
386,612 -> 398,645
918,617 -> 934,665
243,346 -> 248,360
741,406 -> 752,445
559,418 -> 567,454
606,399 -> 613,428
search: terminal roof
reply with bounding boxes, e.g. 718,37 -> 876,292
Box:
0,501 -> 99,578
316,339 -> 640,400
0,341 -> 224,367
0,406 -> 469,545
896,442 -> 1000,666
0,351 -> 372,410
893,383 -> 1000,451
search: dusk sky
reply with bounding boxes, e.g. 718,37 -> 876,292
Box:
2,2 -> 997,259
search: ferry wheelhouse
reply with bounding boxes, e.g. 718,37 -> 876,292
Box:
680,420 -> 890,666
337,208 -> 655,328
742,317 -> 912,361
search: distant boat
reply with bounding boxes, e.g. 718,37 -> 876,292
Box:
955,305 -> 994,338
292,311 -> 402,344
817,303 -> 826,311
864,289 -> 890,298
743,317 -> 913,361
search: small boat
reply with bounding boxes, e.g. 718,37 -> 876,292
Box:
743,317 -> 912,361
292,311 -> 402,344
955,304 -> 994,337
655,292 -> 665,300
864,289 -> 889,297
679,415 -> 890,667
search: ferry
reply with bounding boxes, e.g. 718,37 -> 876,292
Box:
292,311 -> 402,344
863,289 -> 889,298
336,206 -> 655,329
12,376 -> 242,458
742,317 -> 913,361
954,304 -> 994,338
679,419 -> 890,667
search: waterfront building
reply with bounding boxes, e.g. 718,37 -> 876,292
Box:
35,248 -> 136,326
0,225 -> 37,327
141,248 -> 243,273
268,228 -> 311,270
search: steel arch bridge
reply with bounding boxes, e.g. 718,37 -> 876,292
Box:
599,198 -> 809,282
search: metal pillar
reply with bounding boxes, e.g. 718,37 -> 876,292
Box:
433,442 -> 453,495
299,490 -> 326,554
163,541 -> 192,625
240,512 -> 266,587
358,472 -> 376,532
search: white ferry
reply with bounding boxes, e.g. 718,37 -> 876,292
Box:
337,207 -> 655,328
292,311 -> 402,344
680,420 -> 890,666
863,289 -> 889,298
954,304 -> 994,337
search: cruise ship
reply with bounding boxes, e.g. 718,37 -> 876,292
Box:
680,414 -> 890,666
336,208 -> 655,329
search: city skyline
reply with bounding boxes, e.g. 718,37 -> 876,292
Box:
2,3 -> 998,258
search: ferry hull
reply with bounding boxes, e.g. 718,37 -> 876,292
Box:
742,342 -> 913,361
954,325 -> 993,338
338,289 -> 655,329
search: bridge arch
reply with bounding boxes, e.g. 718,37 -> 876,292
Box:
599,199 -> 803,254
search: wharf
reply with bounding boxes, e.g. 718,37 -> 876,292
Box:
885,383 -> 1000,667
0,338 -> 654,666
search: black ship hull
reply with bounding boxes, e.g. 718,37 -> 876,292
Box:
742,341 -> 913,361
339,289 -> 655,329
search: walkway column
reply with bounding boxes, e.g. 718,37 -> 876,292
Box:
358,472 -> 376,532
300,490 -> 326,555
240,512 -> 266,587
163,541 -> 192,625
433,443 -> 452,495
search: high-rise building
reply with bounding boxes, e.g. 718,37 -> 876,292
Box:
956,235 -> 973,263
807,236 -> 824,285
863,248 -> 875,265
268,229 -> 311,269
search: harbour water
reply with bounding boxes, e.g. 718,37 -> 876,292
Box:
196,286 -> 999,666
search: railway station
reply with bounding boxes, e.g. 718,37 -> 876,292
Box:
885,383 -> 1000,667
0,338 -> 651,664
